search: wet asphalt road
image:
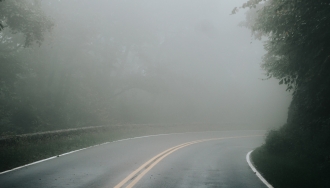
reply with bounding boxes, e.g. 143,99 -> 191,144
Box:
0,130 -> 267,188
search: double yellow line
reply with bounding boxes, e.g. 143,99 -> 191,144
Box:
114,135 -> 262,188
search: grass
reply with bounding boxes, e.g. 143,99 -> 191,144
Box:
1,124 -> 241,172
0,125 -> 171,172
1,124 -> 267,173
251,146 -> 330,188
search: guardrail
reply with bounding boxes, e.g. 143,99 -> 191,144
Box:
0,123 -> 189,145
0,122 -> 254,146
0,125 -> 119,146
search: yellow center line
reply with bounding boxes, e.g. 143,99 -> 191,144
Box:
113,140 -> 202,188
125,139 -> 212,188
114,135 -> 263,188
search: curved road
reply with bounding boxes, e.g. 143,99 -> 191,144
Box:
0,130 -> 267,188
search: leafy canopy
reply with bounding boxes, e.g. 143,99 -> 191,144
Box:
236,0 -> 330,93
0,0 -> 53,46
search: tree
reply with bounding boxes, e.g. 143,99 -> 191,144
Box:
237,2 -> 330,186
0,0 -> 53,134
237,0 -> 330,151
237,0 -> 330,127
0,0 -> 53,46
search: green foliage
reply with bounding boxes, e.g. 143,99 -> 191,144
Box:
239,2 -> 330,186
239,1 -> 330,94
240,0 -> 330,146
0,0 -> 53,46
1,0 -> 208,135
251,146 -> 327,188
0,0 -> 53,134
265,127 -> 293,154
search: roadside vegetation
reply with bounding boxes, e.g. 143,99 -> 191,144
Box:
251,130 -> 330,187
4,0 -> 328,186
0,0 -> 221,135
0,123 -> 242,172
251,146 -> 320,188
0,124 -> 176,172
235,0 -> 330,187
1,0 -> 286,175
1,127 -> 122,172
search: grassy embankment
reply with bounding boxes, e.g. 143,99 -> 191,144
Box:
251,146 -> 330,188
0,123 -> 246,172
0,124 -> 174,172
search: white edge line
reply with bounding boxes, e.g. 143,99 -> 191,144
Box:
0,130 -> 266,175
0,132 -> 193,175
246,150 -> 274,188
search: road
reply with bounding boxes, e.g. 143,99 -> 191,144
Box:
0,130 -> 267,188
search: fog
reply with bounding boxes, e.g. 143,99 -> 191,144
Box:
2,0 -> 292,133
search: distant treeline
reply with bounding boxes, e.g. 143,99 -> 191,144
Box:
0,1 -> 231,135
0,1 -> 201,135
1,1 -> 289,135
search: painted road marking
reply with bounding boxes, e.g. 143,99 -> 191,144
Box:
0,130 -> 265,175
114,135 -> 263,188
246,151 -> 274,188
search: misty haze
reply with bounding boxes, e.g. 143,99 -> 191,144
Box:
2,0 -> 326,187
2,0 -> 290,133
